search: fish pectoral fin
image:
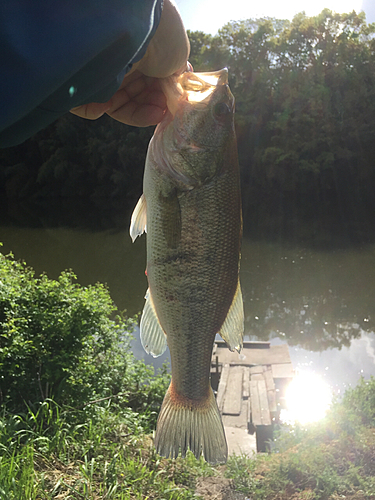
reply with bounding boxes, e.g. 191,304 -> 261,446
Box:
130,194 -> 147,242
218,279 -> 244,353
140,288 -> 167,357
155,384 -> 228,464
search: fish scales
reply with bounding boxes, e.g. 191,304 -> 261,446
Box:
148,161 -> 240,398
130,68 -> 244,464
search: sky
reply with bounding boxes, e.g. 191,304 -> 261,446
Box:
176,0 -> 375,35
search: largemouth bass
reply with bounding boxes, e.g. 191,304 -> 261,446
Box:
130,68 -> 243,464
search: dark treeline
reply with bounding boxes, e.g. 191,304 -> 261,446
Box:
0,114 -> 153,230
1,9 -> 375,244
189,9 -> 375,246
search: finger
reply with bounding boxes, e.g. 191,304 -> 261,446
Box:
119,72 -> 155,99
70,101 -> 112,120
107,86 -> 167,126
108,78 -> 166,115
108,101 -> 166,127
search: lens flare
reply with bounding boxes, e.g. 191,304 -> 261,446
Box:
281,371 -> 332,424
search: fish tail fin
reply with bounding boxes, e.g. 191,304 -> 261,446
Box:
154,383 -> 227,464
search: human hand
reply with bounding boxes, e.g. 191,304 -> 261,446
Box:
70,0 -> 189,127
70,71 -> 168,127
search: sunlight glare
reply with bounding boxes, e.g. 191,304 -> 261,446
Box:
181,72 -> 222,104
177,0 -> 364,35
281,371 -> 332,424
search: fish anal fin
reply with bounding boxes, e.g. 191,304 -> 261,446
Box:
218,279 -> 244,353
155,383 -> 228,464
140,288 -> 167,357
130,194 -> 147,242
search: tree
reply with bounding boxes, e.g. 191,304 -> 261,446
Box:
189,11 -> 375,244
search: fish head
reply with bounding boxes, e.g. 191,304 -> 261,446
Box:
159,68 -> 236,186
176,68 -> 234,141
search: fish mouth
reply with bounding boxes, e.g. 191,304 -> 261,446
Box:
160,68 -> 231,116
180,68 -> 229,106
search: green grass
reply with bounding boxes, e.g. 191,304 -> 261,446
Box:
225,427 -> 375,500
0,400 -> 222,500
1,386 -> 375,500
0,399 -> 215,499
2,381 -> 375,500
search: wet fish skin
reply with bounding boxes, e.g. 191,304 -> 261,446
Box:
130,69 -> 243,464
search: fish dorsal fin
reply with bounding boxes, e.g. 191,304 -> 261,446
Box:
218,279 -> 244,353
140,288 -> 168,357
130,194 -> 147,242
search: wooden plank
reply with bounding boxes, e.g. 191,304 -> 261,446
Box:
213,343 -> 291,366
244,389 -> 249,423
258,379 -> 272,425
222,366 -> 243,416
242,367 -> 250,399
251,373 -> 264,381
249,365 -> 264,375
217,364 -> 230,412
216,340 -> 270,349
250,378 -> 272,426
272,363 -> 294,379
263,366 -> 275,391
249,380 -> 261,425
267,389 -> 277,414
222,375 -> 249,429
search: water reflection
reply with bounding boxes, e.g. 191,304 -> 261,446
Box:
241,240 -> 375,351
1,226 -> 374,389
284,332 -> 375,393
0,225 -> 147,316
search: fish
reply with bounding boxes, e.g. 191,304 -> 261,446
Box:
130,68 -> 243,464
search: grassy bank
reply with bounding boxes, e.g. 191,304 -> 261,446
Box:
0,399 -> 215,499
0,378 -> 374,499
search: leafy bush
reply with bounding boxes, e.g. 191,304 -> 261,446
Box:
0,247 -> 170,422
338,376 -> 375,428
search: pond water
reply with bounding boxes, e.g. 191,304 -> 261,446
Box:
1,223 -> 374,397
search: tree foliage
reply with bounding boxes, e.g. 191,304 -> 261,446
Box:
189,10 -> 375,244
1,10 -> 375,243
0,115 -> 153,229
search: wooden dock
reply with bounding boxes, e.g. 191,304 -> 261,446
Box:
211,340 -> 294,452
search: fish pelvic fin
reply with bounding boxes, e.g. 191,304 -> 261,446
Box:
140,288 -> 167,357
130,194 -> 147,242
218,279 -> 244,353
154,383 -> 228,464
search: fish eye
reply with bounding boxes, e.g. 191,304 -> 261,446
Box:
214,102 -> 231,117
